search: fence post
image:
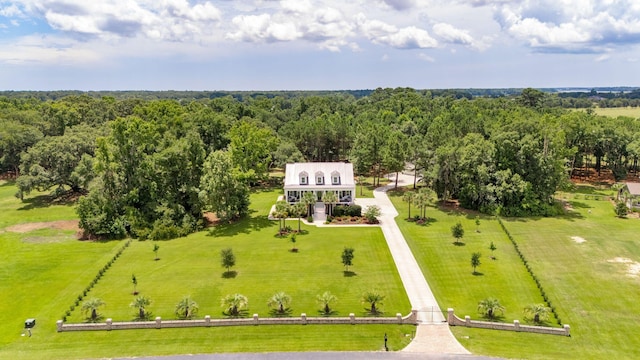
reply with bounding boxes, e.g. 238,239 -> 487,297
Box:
564,324 -> 571,336
56,320 -> 63,332
253,314 -> 259,325
155,316 -> 162,329
514,320 -> 520,332
349,313 -> 355,325
205,315 -> 211,327
106,318 -> 112,331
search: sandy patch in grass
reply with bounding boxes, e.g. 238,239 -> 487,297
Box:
5,220 -> 79,233
607,257 -> 640,277
571,236 -> 586,243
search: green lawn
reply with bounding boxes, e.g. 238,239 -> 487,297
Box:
0,182 -> 413,359
593,107 -> 640,119
390,189 -> 640,359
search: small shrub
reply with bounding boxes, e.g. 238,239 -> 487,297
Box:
307,216 -> 313,223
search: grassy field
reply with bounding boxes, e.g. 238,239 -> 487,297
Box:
574,107 -> 640,118
0,182 -> 413,359
389,187 -> 640,359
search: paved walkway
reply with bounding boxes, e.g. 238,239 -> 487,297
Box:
311,173 -> 469,355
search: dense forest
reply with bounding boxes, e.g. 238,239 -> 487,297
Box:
1,88 -> 639,239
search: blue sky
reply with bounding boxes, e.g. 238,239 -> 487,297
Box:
0,0 -> 639,90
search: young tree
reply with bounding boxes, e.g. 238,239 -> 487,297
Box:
268,291 -> 292,315
81,298 -> 106,322
489,241 -> 497,259
615,201 -> 628,218
175,296 -> 198,319
475,216 -> 481,232
221,248 -> 236,274
273,200 -> 289,233
221,293 -> 248,317
524,303 -> 550,324
414,188 -> 433,219
362,291 -> 385,315
131,274 -> 138,295
477,298 -> 505,320
451,222 -> 465,245
402,191 -> 415,219
130,295 -> 152,321
342,247 -> 355,271
152,243 -> 160,260
363,205 -> 381,223
471,252 -> 482,274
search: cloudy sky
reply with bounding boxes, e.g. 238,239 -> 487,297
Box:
0,0 -> 639,90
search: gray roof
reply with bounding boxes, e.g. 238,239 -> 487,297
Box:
284,162 -> 355,188
626,182 -> 640,195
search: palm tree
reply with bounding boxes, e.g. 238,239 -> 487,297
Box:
477,298 -> 505,320
417,188 -> 433,219
268,291 -> 291,315
362,291 -> 385,315
81,297 -> 105,322
302,191 -> 316,218
322,191 -> 338,217
402,191 -> 415,219
273,200 -> 289,232
317,291 -> 337,315
290,202 -> 306,232
175,296 -> 199,319
524,303 -> 550,324
221,293 -> 248,317
130,295 -> 152,320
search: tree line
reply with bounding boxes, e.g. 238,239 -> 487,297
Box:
1,88 -> 639,237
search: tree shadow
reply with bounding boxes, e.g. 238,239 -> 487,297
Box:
569,201 -> 592,209
414,217 -> 437,226
269,308 -> 293,317
132,312 -> 154,322
472,271 -> 484,276
343,271 -> 357,277
207,215 -> 274,237
362,309 -> 384,317
222,310 -> 249,318
453,241 -> 465,246
480,314 -> 505,322
222,271 -> 237,279
17,195 -> 54,211
317,309 -> 339,317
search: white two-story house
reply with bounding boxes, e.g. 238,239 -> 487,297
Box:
284,162 -> 356,205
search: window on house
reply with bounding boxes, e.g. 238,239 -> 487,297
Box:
317,176 -> 324,184
301,176 -> 308,184
332,176 -> 340,184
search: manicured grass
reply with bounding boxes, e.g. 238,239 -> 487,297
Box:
0,182 -> 413,359
390,189 -> 640,359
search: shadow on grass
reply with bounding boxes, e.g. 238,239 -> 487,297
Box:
343,271 -> 357,277
222,271 -> 238,279
222,310 -> 249,318
472,271 -> 484,276
269,308 -> 293,317
480,314 -> 506,322
568,201 -> 592,209
362,309 -> 384,317
208,215 -> 274,237
453,241 -> 465,246
317,310 -> 339,317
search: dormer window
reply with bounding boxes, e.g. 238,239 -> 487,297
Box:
299,171 -> 308,185
331,171 -> 340,185
315,171 -> 324,185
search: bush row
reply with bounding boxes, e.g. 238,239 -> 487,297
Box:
497,218 -> 563,326
333,204 -> 362,217
61,240 -> 132,322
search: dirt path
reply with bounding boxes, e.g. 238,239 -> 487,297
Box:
5,220 -> 79,233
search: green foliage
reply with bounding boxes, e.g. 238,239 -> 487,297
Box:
615,201 -> 628,218
175,296 -> 198,319
477,298 -> 505,320
81,298 -> 106,322
221,294 -> 248,317
130,295 -> 152,321
471,252 -> 482,274
451,222 -> 464,244
361,291 -> 385,315
341,247 -> 355,271
363,205 -> 381,223
220,248 -> 236,273
268,291 -> 292,315
153,243 -> 160,260
228,120 -> 279,184
200,151 -> 250,222
316,291 -> 337,315
523,303 -> 550,324
333,204 -> 362,217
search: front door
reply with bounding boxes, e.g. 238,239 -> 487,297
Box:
316,191 -> 323,201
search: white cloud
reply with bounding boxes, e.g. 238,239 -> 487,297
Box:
382,0 -> 415,11
418,53 -> 435,62
378,26 -> 437,49
227,14 -> 301,42
433,23 -> 474,45
594,54 -> 610,62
